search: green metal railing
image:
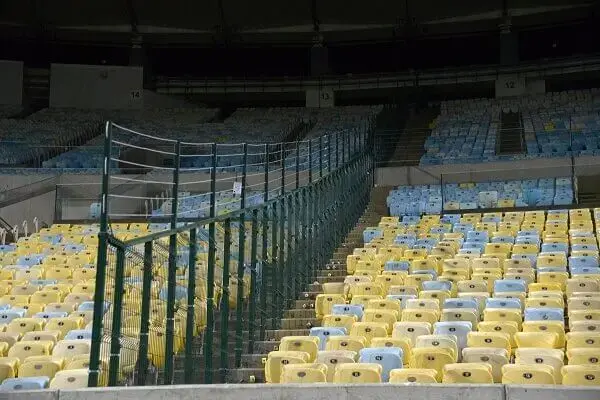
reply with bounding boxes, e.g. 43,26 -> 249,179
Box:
89,122 -> 374,386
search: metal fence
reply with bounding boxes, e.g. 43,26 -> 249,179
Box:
89,121 -> 374,386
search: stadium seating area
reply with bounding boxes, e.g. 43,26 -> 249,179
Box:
387,178 -> 574,215
265,207 -> 600,385
421,89 -> 600,165
0,220 -> 250,389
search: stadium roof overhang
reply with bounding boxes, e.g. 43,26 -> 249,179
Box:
0,0 -> 595,45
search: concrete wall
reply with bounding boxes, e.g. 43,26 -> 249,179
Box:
306,88 -> 335,107
0,60 -> 24,105
49,64 -> 143,109
376,155 -> 600,186
2,384 -> 599,400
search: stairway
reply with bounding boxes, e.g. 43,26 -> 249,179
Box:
497,111 -> 524,154
387,106 -> 440,166
23,67 -> 50,110
217,185 -> 392,383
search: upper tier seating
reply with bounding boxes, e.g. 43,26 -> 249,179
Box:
421,89 -> 600,165
267,205 -> 600,386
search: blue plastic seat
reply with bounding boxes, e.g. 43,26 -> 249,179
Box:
386,295 -> 417,309
358,347 -> 403,382
444,298 -> 478,311
0,310 -> 26,323
384,261 -> 410,272
524,308 -> 564,323
309,327 -> 347,350
64,329 -> 93,340
422,280 -> 452,292
569,256 -> 599,269
541,243 -> 568,254
486,297 -> 522,309
570,266 -> 600,275
363,228 -> 382,244
34,312 -> 68,320
433,321 -> 473,355
332,304 -> 364,320
493,279 -> 527,293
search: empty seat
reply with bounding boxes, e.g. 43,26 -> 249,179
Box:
279,336 -> 319,362
0,376 -> 49,390
501,364 -> 555,384
264,351 -> 310,383
562,365 -> 600,386
389,368 -> 438,383
280,363 -> 328,383
49,368 -> 89,389
332,363 -> 382,383
358,347 -> 402,382
316,350 -> 356,382
442,362 -> 494,384
462,347 -> 509,383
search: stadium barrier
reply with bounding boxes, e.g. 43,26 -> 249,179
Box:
89,121 -> 374,386
4,384 -> 600,400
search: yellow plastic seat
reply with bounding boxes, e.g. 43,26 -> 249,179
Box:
388,285 -> 419,296
401,309 -> 438,325
280,363 -> 328,383
0,332 -> 21,348
562,365 -> 600,386
332,362 -> 382,383
569,310 -> 600,329
483,309 -> 522,329
322,315 -> 356,332
5,318 -> 44,335
44,318 -> 81,339
404,274 -> 433,289
405,298 -> 439,312
567,348 -> 600,365
514,332 -> 558,349
525,297 -> 563,309
374,275 -> 404,293
324,336 -> 366,353
315,294 -> 345,319
264,351 -> 310,383
442,362 -> 494,384
53,340 -> 91,362
568,297 -> 600,311
392,322 -> 432,346
440,308 -> 478,328
362,309 -> 397,333
410,347 -> 455,380
0,357 -> 19,381
21,331 -> 61,344
350,295 -> 382,306
419,290 -> 452,304
349,322 -> 387,346
389,368 -> 438,383
49,368 -> 89,388
457,280 -> 489,294
501,363 -> 555,384
566,332 -> 600,351
415,334 -> 458,362
278,336 -> 319,362
467,331 -> 511,354
18,357 -> 62,379
462,347 -> 509,383
8,340 -> 53,362
515,347 -> 564,383
316,350 -> 356,382
522,321 -> 565,349
366,299 -> 401,314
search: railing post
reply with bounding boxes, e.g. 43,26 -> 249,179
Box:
319,136 -> 323,180
234,143 -> 248,368
279,197 -> 287,308
164,140 -> 181,384
89,121 -> 112,388
308,139 -> 313,184
220,218 -> 231,382
135,241 -> 153,385
295,140 -> 300,189
260,144 -> 269,341
335,132 -> 340,169
184,227 -> 197,384
327,135 -> 332,175
108,245 -> 125,386
204,142 -> 217,383
247,209 -> 259,354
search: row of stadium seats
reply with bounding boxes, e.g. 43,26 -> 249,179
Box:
421,89 -> 600,165
0,219 -> 257,389
387,179 -> 574,214
265,206 -> 600,386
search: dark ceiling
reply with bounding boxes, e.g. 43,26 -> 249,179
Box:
0,0 -> 596,45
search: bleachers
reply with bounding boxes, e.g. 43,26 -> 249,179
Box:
421,89 -> 600,165
0,219 -> 257,389
265,206 -> 600,386
387,178 -> 574,214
